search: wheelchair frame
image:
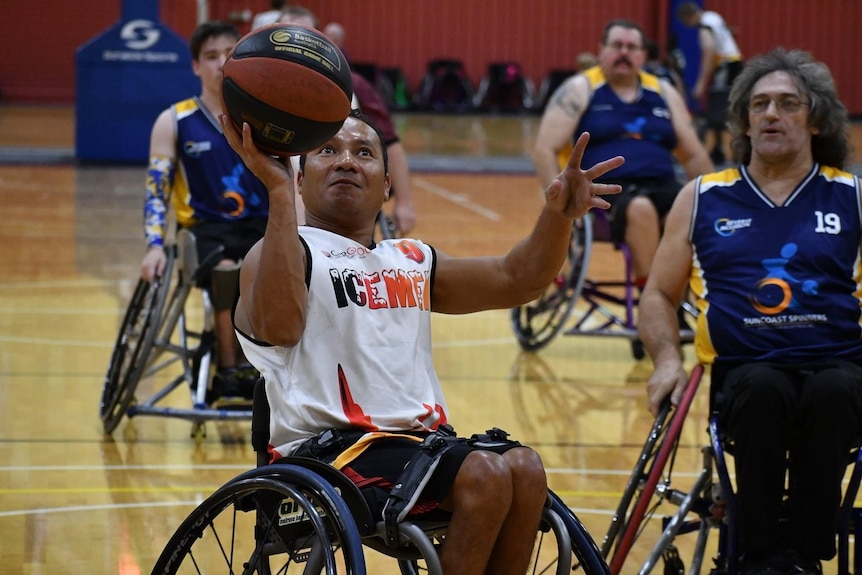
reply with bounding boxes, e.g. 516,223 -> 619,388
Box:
601,364 -> 862,575
100,229 -> 251,437
510,211 -> 695,359
151,379 -> 612,574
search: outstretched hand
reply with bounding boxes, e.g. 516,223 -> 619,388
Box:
219,115 -> 294,192
545,132 -> 624,219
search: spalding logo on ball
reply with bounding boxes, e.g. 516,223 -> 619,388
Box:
221,23 -> 354,155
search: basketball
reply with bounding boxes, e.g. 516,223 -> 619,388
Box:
221,23 -> 353,156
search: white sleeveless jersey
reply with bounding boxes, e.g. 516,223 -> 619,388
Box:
701,11 -> 741,63
237,227 -> 449,458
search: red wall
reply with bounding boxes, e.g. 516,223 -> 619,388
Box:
1,0 -> 861,114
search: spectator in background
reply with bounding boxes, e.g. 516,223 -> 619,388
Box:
251,0 -> 288,30
280,6 -> 417,234
322,22 -> 350,61
643,39 -> 685,94
577,52 -> 598,72
677,1 -> 744,165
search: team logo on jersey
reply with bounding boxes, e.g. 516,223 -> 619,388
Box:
714,217 -> 751,237
184,140 -> 212,158
747,242 -> 820,316
395,240 -> 425,263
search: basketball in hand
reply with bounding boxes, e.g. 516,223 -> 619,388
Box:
221,23 -> 353,155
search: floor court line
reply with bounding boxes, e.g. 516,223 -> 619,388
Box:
412,177 -> 502,221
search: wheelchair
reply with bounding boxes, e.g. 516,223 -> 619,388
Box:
600,364 -> 862,575
510,210 -> 696,359
101,214 -> 398,438
150,379 -> 612,574
100,228 -> 253,438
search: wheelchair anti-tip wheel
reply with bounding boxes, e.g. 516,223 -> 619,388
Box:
511,215 -> 593,351
151,465 -> 366,575
100,249 -> 175,434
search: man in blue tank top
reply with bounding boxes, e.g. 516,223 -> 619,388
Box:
639,48 -> 862,575
532,19 -> 713,290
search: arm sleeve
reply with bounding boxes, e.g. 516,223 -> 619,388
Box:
143,156 -> 175,249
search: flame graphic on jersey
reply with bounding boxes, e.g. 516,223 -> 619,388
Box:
338,364 -> 378,431
419,403 -> 448,430
395,240 -> 425,263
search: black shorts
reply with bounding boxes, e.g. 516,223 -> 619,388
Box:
291,430 -> 526,520
187,217 -> 267,267
603,178 -> 680,245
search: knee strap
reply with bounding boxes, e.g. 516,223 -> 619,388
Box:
210,262 -> 241,311
382,424 -> 459,547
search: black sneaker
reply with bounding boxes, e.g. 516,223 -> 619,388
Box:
209,369 -> 254,406
235,364 -> 261,385
787,550 -> 822,575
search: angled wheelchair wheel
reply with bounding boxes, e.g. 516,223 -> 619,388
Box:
603,365 -> 704,575
394,490 -> 609,575
152,465 -> 366,575
538,491 -> 611,575
100,249 -> 175,434
511,215 -> 593,351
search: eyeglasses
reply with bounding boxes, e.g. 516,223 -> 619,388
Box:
605,41 -> 643,52
748,96 -> 810,115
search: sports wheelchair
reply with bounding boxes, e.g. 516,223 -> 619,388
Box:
600,364 -> 862,575
150,379 -> 611,574
511,210 -> 695,359
101,214 -> 397,438
100,228 -> 250,438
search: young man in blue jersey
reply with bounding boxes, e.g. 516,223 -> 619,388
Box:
639,48 -> 862,575
532,18 -> 713,291
141,21 -> 269,402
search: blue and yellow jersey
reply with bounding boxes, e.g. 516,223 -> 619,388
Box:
689,165 -> 862,365
144,97 -> 268,247
574,67 -> 677,182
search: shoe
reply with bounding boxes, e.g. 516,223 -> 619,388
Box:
740,548 -> 822,575
235,364 -> 261,385
788,553 -> 822,575
208,369 -> 254,405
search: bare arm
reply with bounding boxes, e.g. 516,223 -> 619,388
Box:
693,27 -> 717,101
531,75 -> 588,188
664,81 -> 714,179
638,181 -> 697,415
387,142 -> 416,234
221,117 -> 308,347
432,132 -> 624,314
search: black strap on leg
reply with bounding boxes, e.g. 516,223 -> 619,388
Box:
382,424 -> 458,547
381,426 -> 521,548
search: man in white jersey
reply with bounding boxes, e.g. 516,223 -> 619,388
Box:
639,48 -> 862,575
221,108 -> 624,574
678,1 -> 744,165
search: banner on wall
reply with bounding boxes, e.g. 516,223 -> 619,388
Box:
75,0 -> 198,162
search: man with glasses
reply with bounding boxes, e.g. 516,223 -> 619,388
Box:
532,19 -> 712,292
639,48 -> 862,575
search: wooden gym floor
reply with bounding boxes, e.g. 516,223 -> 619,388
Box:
1,105 -> 861,573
